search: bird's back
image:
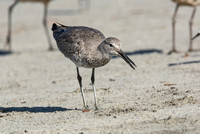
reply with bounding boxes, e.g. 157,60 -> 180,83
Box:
53,25 -> 107,68
172,0 -> 200,6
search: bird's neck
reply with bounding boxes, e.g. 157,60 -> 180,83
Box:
97,44 -> 111,60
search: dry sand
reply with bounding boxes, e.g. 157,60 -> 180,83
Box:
0,0 -> 200,133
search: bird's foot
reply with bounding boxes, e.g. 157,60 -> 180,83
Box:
167,49 -> 179,55
188,48 -> 193,52
82,105 -> 90,112
184,52 -> 189,58
94,106 -> 99,111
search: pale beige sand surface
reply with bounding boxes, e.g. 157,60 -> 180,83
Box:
0,0 -> 200,133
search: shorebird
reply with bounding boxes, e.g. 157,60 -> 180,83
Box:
6,0 -> 54,51
169,0 -> 200,54
51,23 -> 136,110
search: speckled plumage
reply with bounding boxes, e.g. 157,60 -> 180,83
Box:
54,26 -> 109,68
51,23 -> 136,110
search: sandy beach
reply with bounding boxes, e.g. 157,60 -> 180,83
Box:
0,0 -> 200,133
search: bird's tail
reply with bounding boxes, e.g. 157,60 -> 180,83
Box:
51,22 -> 68,31
55,22 -> 68,28
51,23 -> 58,31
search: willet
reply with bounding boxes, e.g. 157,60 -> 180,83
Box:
169,0 -> 200,54
51,23 -> 136,110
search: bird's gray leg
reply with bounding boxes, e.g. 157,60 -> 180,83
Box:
168,4 -> 179,55
43,3 -> 53,51
188,7 -> 196,52
91,68 -> 98,110
76,67 -> 88,110
5,0 -> 19,51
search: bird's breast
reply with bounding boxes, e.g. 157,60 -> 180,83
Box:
71,55 -> 110,68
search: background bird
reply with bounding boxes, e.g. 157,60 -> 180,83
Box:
6,0 -> 53,51
169,0 -> 200,54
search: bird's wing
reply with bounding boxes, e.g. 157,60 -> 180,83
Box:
55,26 -> 106,58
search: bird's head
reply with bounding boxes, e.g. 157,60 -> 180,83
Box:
101,37 -> 137,70
102,37 -> 121,56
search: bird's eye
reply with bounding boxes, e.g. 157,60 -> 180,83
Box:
109,44 -> 113,47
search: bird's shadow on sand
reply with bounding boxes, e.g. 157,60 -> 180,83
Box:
113,49 -> 163,59
168,60 -> 200,67
125,49 -> 163,55
0,106 -> 80,113
0,50 -> 12,56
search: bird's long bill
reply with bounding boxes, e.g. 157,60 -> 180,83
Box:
118,50 -> 137,70
192,33 -> 200,40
